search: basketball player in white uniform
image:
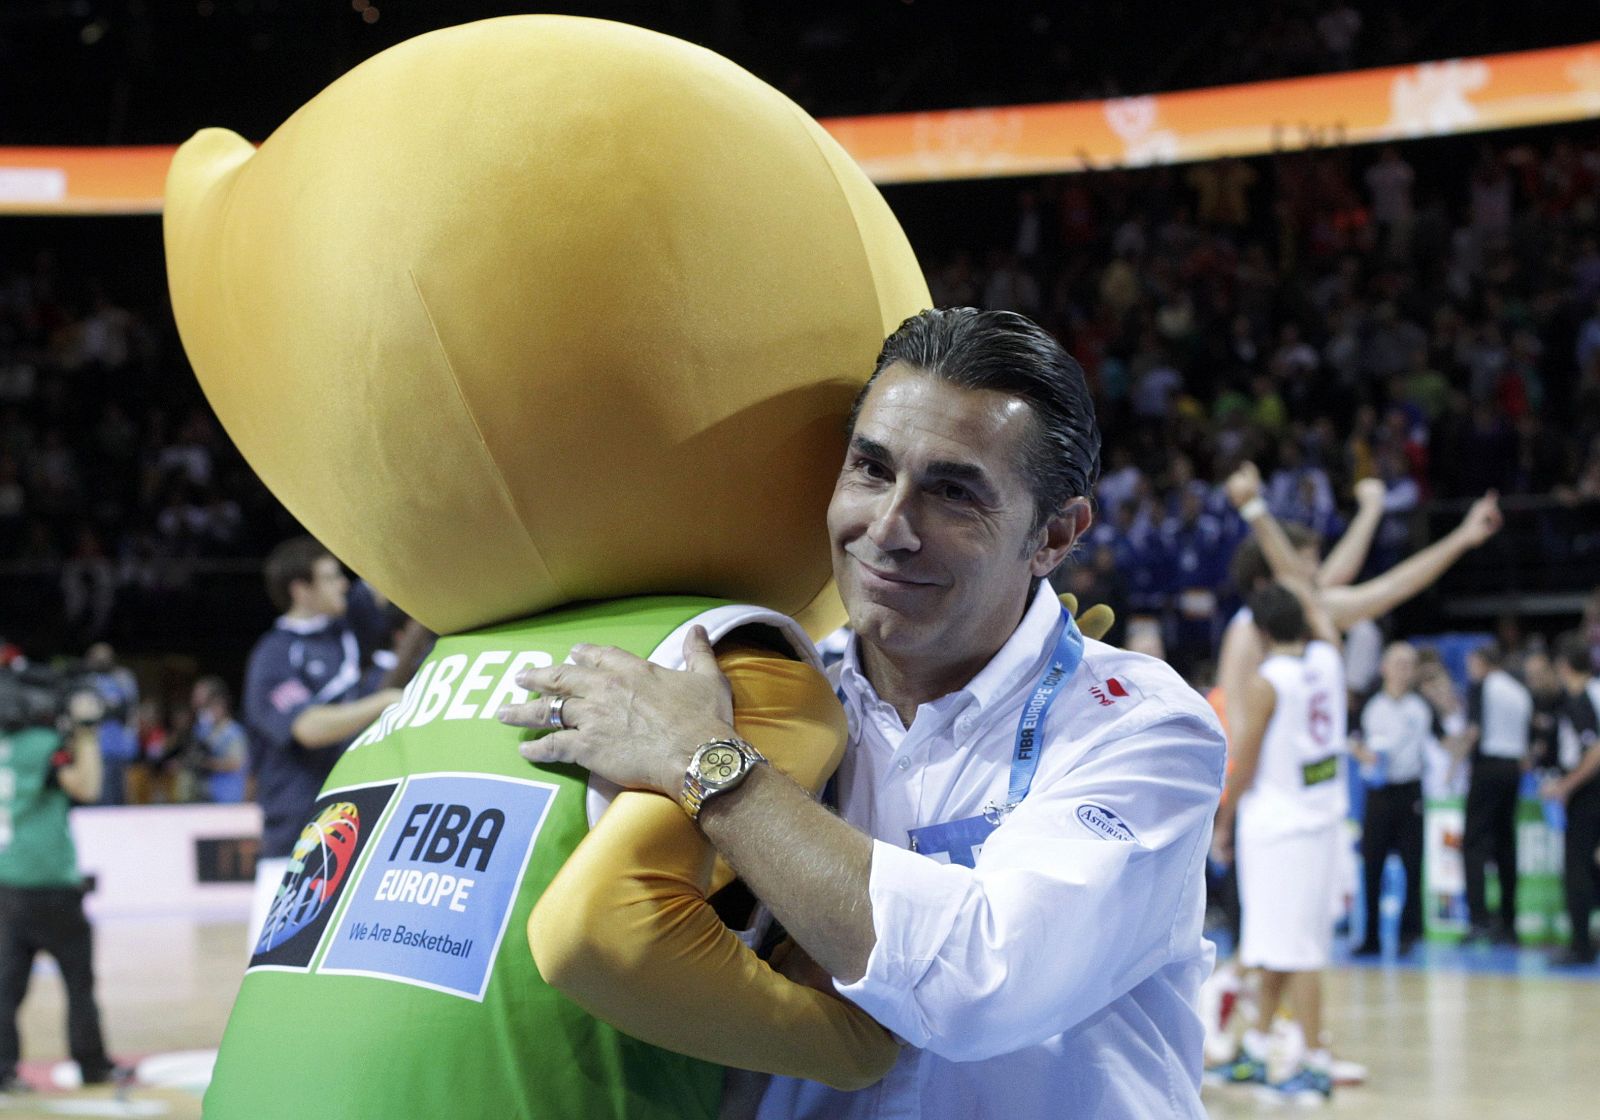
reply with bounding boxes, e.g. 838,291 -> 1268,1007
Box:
1212,582 -> 1346,1100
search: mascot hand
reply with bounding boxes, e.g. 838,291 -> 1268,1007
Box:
1058,593 -> 1115,642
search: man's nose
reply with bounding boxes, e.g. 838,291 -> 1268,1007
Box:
865,485 -> 920,553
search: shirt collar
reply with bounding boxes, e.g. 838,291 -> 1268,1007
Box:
275,613 -> 334,635
837,582 -> 1065,724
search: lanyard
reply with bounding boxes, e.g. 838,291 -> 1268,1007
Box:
997,607 -> 1084,816
906,607 -> 1085,866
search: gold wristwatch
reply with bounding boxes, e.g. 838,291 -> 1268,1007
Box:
681,736 -> 767,820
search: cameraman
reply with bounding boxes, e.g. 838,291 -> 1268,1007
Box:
0,676 -> 123,1091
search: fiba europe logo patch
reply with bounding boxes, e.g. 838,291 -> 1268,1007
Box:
257,802 -> 362,953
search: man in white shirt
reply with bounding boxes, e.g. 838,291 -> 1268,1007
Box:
1461,642 -> 1533,944
501,307 -> 1228,1118
1350,641 -> 1432,956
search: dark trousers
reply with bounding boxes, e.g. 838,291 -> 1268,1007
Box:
1464,757 -> 1523,930
1361,780 -> 1424,943
0,885 -> 111,1079
1564,780 -> 1600,956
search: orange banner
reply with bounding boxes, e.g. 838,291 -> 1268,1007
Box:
825,40 -> 1600,184
3,40 -> 1599,213
0,146 -> 173,215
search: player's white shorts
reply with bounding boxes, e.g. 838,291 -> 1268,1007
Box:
1236,817 -> 1340,971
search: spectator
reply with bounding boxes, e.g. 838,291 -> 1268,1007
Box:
189,676 -> 250,804
82,642 -> 138,806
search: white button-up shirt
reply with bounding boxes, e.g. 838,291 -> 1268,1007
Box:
758,585 -> 1226,1120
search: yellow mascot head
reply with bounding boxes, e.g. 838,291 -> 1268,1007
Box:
164,15 -> 927,637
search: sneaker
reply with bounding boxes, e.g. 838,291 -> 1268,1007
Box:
1207,1049 -> 1268,1085
1270,1064 -> 1333,1101
1350,940 -> 1381,957
79,1063 -> 135,1088
1547,947 -> 1598,968
1330,1056 -> 1368,1086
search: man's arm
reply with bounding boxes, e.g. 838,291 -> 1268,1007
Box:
1318,494 -> 1502,630
1316,477 -> 1387,587
55,725 -> 103,804
1548,740 -> 1600,802
1215,613 -> 1264,737
1213,674 -> 1275,858
289,690 -> 399,749
527,648 -> 896,1088
504,639 -> 1226,1062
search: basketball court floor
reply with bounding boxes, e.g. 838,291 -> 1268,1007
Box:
1,917 -> 1595,1118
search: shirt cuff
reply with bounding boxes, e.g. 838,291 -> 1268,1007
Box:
832,839 -> 973,1049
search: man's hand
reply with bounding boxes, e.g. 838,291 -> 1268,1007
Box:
1224,462 -> 1262,510
1541,775 -> 1570,805
1209,814 -> 1234,865
497,626 -> 735,799
1354,477 -> 1386,509
1454,491 -> 1503,547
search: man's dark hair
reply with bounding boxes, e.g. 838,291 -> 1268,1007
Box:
263,536 -> 334,614
1248,583 -> 1309,645
1229,524 -> 1320,594
1555,631 -> 1592,676
849,307 -> 1101,531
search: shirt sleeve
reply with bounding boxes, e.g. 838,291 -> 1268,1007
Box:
834,698 -> 1225,1062
525,646 -> 898,1090
242,638 -> 315,754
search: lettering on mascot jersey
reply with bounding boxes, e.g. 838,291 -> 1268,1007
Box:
320,773 -> 556,1000
348,649 -> 557,751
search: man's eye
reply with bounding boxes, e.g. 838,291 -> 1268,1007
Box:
853,459 -> 889,480
938,484 -> 970,502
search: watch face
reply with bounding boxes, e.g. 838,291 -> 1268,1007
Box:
696,744 -> 744,789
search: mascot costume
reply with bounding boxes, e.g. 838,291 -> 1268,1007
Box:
166,15 -> 1111,1118
166,16 -> 925,1119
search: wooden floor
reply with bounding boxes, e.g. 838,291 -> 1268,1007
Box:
3,921 -> 1596,1117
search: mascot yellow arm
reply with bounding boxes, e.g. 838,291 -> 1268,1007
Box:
527,648 -> 896,1090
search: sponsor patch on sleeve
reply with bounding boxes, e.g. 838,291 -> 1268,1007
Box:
269,678 -> 312,714
1075,802 -> 1138,842
1087,674 -> 1142,708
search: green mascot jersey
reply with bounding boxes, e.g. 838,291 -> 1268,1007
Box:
205,596 -> 753,1120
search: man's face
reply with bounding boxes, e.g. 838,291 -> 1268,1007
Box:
1382,644 -> 1417,692
299,556 -> 350,618
827,364 -> 1080,669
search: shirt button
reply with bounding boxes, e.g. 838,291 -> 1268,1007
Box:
896,758 -> 911,771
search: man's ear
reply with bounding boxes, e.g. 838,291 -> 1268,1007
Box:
1030,497 -> 1092,578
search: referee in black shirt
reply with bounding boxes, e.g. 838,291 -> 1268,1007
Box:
1542,634 -> 1600,966
1461,643 -> 1533,945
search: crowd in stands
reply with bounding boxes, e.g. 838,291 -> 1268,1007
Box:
0,245 -> 295,646
936,130 -> 1600,670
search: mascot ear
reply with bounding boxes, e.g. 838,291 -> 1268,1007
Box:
166,16 -> 928,639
